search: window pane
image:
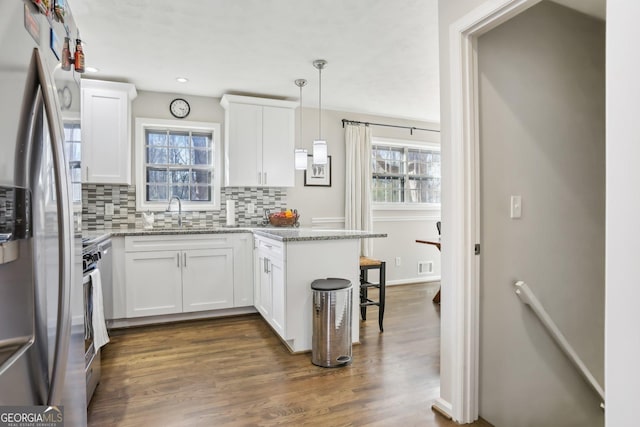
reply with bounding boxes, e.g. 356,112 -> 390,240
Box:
193,149 -> 211,165
147,131 -> 168,147
70,165 -> 81,182
192,133 -> 212,148
72,183 -> 81,203
147,168 -> 167,183
170,170 -> 190,184
190,185 -> 211,201
147,147 -> 167,164
372,177 -> 403,203
171,185 -> 189,200
372,146 -> 403,174
147,184 -> 167,201
71,126 -> 81,141
168,148 -> 191,165
191,170 -> 211,185
169,131 -> 190,147
407,149 -> 429,176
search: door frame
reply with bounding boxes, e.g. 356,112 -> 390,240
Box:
443,0 -> 542,423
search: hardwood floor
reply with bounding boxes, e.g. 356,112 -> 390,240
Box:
88,283 -> 491,426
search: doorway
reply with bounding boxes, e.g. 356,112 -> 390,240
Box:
476,2 -> 605,425
441,0 -> 606,423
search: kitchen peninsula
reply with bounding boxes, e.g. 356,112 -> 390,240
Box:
101,227 -> 386,352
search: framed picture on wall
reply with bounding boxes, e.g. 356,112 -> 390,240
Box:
304,155 -> 332,187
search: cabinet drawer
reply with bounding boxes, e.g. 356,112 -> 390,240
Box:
125,234 -> 234,252
255,237 -> 284,258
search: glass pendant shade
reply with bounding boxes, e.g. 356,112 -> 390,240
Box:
295,148 -> 308,170
313,140 -> 328,164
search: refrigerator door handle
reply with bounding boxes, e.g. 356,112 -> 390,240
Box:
30,49 -> 73,406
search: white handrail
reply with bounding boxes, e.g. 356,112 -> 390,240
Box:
513,281 -> 605,406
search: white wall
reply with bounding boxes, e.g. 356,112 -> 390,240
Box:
606,1 -> 640,425
130,91 -> 441,284
287,107 -> 442,284
477,2 -> 604,425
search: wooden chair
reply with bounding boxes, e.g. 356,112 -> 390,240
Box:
359,256 -> 386,332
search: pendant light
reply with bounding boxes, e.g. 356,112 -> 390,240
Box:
294,79 -> 308,170
312,59 -> 328,165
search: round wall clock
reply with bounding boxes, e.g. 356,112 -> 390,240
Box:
62,86 -> 72,109
170,98 -> 190,119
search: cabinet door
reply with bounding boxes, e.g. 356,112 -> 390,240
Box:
182,248 -> 234,312
256,249 -> 272,318
226,103 -> 262,187
125,250 -> 182,317
270,256 -> 286,337
81,87 -> 130,184
262,106 -> 295,187
233,234 -> 254,307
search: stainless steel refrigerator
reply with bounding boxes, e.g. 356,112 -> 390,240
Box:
0,0 -> 86,425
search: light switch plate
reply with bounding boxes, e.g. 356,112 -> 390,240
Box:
510,196 -> 522,219
105,203 -> 114,216
247,203 -> 255,215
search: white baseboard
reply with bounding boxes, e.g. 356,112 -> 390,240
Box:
107,306 -> 257,329
431,397 -> 453,420
387,276 -> 441,286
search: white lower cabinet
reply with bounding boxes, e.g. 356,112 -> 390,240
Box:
253,235 -> 361,353
124,234 -> 250,319
182,248 -> 234,312
255,236 -> 286,337
125,250 -> 183,317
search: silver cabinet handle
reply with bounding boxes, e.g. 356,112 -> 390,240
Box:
183,252 -> 187,267
264,172 -> 267,185
177,253 -> 180,267
258,172 -> 262,185
86,166 -> 89,181
265,258 -> 270,274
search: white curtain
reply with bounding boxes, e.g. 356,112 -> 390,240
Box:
344,123 -> 373,256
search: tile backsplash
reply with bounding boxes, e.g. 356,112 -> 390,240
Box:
82,184 -> 287,231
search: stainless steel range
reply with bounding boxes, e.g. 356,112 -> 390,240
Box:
81,235 -> 111,405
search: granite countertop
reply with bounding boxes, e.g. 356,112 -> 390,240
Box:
252,228 -> 387,242
83,227 -> 386,242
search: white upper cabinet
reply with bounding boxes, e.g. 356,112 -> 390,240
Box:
81,80 -> 137,184
221,94 -> 297,187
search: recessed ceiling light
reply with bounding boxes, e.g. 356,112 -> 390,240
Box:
85,66 -> 99,73
176,77 -> 189,83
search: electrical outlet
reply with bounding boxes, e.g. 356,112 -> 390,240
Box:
105,203 -> 114,216
418,261 -> 434,275
247,203 -> 255,214
395,257 -> 401,267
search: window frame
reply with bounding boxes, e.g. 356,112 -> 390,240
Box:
371,137 -> 441,211
135,117 -> 221,212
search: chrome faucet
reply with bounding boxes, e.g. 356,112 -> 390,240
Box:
166,196 -> 183,227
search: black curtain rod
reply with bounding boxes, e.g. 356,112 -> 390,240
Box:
341,119 -> 440,135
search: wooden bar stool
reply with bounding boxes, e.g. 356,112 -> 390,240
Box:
359,256 -> 386,332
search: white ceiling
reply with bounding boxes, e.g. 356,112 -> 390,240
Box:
70,0 -> 440,122
69,0 -> 604,124
550,0 -> 606,20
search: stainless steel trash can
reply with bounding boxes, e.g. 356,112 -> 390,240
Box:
311,278 -> 352,367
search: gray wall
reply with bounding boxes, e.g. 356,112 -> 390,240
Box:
477,2 -> 604,426
126,91 -> 441,283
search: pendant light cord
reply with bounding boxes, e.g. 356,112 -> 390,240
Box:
318,66 -> 322,140
300,84 -> 303,144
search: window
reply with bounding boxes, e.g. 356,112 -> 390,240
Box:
63,122 -> 82,204
371,138 -> 440,207
135,118 -> 221,211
